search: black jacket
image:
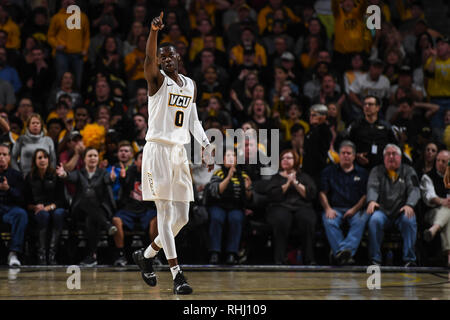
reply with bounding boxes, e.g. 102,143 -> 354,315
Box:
0,167 -> 25,207
118,165 -> 155,213
24,170 -> 67,208
265,171 -> 317,210
65,168 -> 116,218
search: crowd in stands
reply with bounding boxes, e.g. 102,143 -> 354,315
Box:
0,0 -> 449,268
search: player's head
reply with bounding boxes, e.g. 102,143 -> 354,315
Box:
158,42 -> 180,73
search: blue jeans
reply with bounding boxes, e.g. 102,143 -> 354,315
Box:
322,208 -> 369,257
368,210 -> 417,263
55,52 -> 84,89
0,204 -> 28,253
34,208 -> 65,231
208,206 -> 244,254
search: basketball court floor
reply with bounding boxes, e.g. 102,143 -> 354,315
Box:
1,265 -> 449,300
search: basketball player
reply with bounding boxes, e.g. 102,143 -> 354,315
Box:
132,12 -> 214,295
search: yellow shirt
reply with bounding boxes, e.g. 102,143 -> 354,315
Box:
396,0 -> 425,21
257,5 -> 300,35
0,17 -> 20,49
424,56 -> 450,97
332,0 -> 368,53
47,8 -> 90,56
124,48 -> 145,81
280,119 -> 310,141
300,53 -> 317,70
189,36 -> 225,61
230,43 -> 267,66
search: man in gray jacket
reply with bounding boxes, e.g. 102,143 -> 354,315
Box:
366,144 -> 420,267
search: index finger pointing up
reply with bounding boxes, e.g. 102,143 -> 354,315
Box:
159,11 -> 164,20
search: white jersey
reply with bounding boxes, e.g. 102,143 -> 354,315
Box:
146,70 -> 202,146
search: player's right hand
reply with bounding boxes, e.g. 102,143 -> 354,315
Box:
151,12 -> 164,31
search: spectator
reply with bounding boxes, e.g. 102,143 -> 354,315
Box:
294,17 -> 331,57
189,18 -> 225,62
21,46 -> 54,112
88,18 -> 123,66
56,147 -> 117,266
107,140 -> 134,201
47,0 -> 90,89
192,48 -> 229,86
343,53 -> 366,95
84,78 -> 125,118
0,143 -> 27,266
93,35 -> 125,81
222,1 -> 257,32
229,27 -> 267,68
124,33 -> 146,97
346,95 -> 396,170
230,70 -> 259,125
193,33 -> 229,69
199,96 -> 233,130
0,4 -> 20,50
0,29 -> 19,67
421,150 -> 450,267
389,98 -> 438,146
320,140 -> 369,265
265,149 -> 317,265
112,150 -> 157,266
11,113 -> 56,176
312,74 -> 345,107
225,3 -> 258,50
0,46 -> 21,93
197,65 -> 228,103
300,35 -> 323,71
414,141 -> 439,177
302,104 -> 332,183
424,36 -> 450,134
14,97 -> 34,128
283,123 -> 305,162
46,118 -> 65,150
257,0 -> 300,36
160,23 -> 189,47
0,78 -> 15,113
279,101 -> 310,143
122,21 -> 144,57
24,148 -> 66,265
366,144 -> 420,266
73,105 -> 91,131
47,71 -> 83,113
131,113 -> 147,152
331,0 -> 370,72
348,58 -> 391,120
206,148 -> 252,264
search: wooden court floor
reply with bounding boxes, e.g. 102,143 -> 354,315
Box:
1,266 -> 449,300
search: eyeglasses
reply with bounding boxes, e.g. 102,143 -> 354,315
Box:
281,156 -> 294,160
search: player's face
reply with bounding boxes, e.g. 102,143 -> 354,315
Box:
158,46 -> 180,73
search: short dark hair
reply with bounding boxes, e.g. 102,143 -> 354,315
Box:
290,123 -> 305,135
363,95 -> 381,106
158,42 -> 176,51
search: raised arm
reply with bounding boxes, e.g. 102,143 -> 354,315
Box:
145,12 -> 165,96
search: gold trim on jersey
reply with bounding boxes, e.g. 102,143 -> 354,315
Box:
168,93 -> 192,108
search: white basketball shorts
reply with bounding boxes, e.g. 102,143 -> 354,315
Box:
141,140 -> 194,202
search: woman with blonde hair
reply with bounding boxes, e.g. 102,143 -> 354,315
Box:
11,113 -> 56,176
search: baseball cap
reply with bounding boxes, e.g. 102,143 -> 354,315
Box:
281,52 -> 295,61
399,65 -> 412,75
69,130 -> 82,140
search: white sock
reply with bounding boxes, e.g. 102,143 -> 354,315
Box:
144,245 -> 159,259
170,265 -> 180,280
